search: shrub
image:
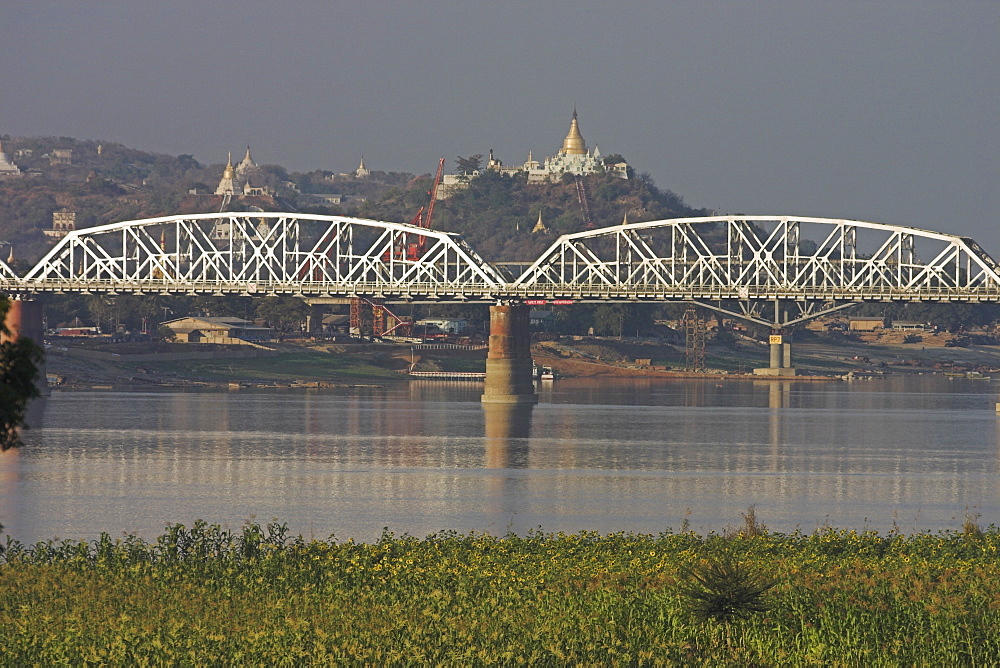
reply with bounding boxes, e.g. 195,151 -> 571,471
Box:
679,553 -> 777,624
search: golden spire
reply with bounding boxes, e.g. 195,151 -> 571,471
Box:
622,211 -> 629,225
6,244 -> 13,265
223,151 -> 235,180
560,108 -> 586,155
532,210 -> 548,234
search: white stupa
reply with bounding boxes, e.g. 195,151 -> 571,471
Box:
236,145 -> 256,175
0,140 -> 22,176
355,156 -> 370,178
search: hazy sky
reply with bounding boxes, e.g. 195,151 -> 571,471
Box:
2,2 -> 998,246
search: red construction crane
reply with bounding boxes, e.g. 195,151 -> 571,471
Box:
359,157 -> 447,338
405,156 -> 446,259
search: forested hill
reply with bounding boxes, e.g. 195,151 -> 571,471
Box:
0,135 -> 707,266
358,169 -> 709,261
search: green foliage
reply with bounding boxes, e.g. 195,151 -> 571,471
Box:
156,325 -> 176,342
593,304 -> 628,336
255,297 -> 309,340
590,304 -> 656,337
189,295 -> 253,319
454,154 -> 483,174
364,168 -> 710,262
0,134 -> 713,272
0,298 -> 43,450
3,523 -> 1000,663
680,553 -> 777,623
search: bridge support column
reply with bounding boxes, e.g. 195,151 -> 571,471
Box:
482,304 -> 537,405
2,298 -> 48,395
754,330 -> 797,377
305,304 -> 325,337
769,339 -> 782,369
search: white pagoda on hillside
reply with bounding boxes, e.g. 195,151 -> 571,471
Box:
0,140 -> 22,177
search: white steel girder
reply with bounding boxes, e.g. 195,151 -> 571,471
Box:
7,214 -> 1000,314
0,258 -> 17,282
513,216 -> 1000,302
20,212 -> 505,298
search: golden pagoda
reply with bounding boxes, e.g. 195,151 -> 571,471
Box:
215,152 -> 236,195
560,109 -> 587,155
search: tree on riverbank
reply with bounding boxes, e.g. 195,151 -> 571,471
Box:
0,297 -> 43,450
256,296 -> 309,341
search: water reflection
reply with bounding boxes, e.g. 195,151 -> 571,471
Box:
765,382 -> 789,471
482,403 -> 533,469
2,378 -> 1000,544
0,398 -> 45,536
481,402 -> 534,528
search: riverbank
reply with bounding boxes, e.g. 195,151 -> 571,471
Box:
2,521 -> 998,664
43,335 -> 1000,389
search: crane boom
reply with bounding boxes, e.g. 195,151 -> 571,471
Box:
422,157 -> 446,230
414,157 -> 445,256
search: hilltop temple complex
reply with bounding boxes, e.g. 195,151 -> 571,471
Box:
489,110 -> 628,182
440,111 -> 628,197
215,146 -> 271,196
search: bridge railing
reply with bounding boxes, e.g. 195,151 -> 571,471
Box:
14,278 -> 503,300
499,283 -> 1000,303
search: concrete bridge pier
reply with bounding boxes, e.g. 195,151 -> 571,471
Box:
755,330 -> 797,377
1,298 -> 48,395
482,304 -> 538,405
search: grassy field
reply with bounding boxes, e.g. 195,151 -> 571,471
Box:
132,347 -> 486,383
139,351 -> 408,383
3,520 -> 999,664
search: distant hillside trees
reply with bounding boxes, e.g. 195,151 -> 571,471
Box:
455,155 -> 483,174
363,165 -> 709,261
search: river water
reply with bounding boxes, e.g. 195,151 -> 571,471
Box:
2,376 -> 999,545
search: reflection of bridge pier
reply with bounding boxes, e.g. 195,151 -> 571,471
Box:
483,402 -> 534,468
482,304 -> 537,405
766,381 -> 789,470
1,298 -> 47,396
483,401 -> 534,525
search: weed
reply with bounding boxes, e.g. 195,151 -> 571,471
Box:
680,553 -> 777,624
963,507 -> 983,539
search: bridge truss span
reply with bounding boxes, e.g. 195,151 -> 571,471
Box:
513,216 -> 1000,311
19,212 -> 505,299
4,213 -> 1000,329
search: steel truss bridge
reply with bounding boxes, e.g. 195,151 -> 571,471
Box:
3,212 -> 1000,328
